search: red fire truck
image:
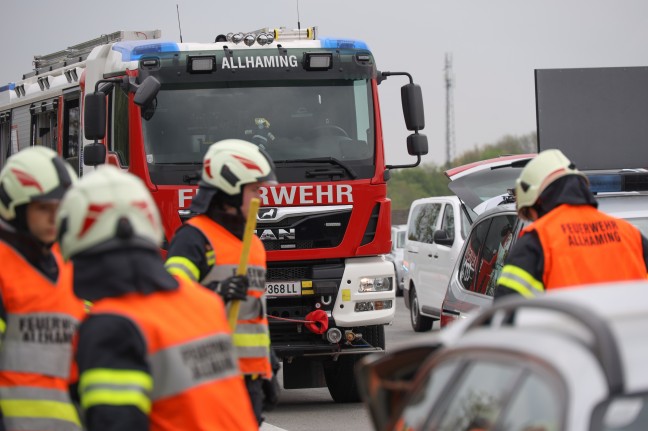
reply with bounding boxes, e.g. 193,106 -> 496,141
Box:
0,28 -> 428,402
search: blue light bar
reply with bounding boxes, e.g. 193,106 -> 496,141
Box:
0,83 -> 15,93
588,174 -> 623,193
112,40 -> 180,62
320,38 -> 369,50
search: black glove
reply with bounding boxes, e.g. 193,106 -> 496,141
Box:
212,275 -> 248,303
262,350 -> 281,411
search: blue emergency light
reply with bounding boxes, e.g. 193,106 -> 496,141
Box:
112,40 -> 180,62
320,38 -> 369,50
0,83 -> 15,93
588,173 -> 648,193
588,175 -> 623,193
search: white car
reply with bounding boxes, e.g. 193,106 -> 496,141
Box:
358,281 -> 648,431
386,225 -> 407,295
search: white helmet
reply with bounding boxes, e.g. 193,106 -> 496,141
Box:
0,146 -> 76,221
191,139 -> 276,213
515,149 -> 588,215
56,165 -> 163,260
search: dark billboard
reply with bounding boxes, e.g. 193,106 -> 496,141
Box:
535,66 -> 648,170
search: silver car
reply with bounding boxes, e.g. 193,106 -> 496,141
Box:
358,281 -> 648,431
441,172 -> 648,328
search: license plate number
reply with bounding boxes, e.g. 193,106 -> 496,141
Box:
265,281 -> 301,297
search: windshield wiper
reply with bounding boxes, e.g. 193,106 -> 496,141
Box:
274,157 -> 358,179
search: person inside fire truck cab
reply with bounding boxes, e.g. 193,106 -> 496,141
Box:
56,165 -> 258,431
165,139 -> 279,425
0,146 -> 84,431
494,149 -> 648,299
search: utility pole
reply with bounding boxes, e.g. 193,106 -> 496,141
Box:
445,52 -> 455,166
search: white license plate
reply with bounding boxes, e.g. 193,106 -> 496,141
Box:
265,281 -> 301,297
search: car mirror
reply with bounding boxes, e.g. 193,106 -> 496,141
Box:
356,344 -> 441,431
133,76 -> 161,107
433,229 -> 454,247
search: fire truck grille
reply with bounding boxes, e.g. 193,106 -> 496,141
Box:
267,266 -> 312,280
257,209 -> 351,251
262,240 -> 314,251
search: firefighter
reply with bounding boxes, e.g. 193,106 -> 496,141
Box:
495,149 -> 648,299
165,139 -> 279,424
56,165 -> 257,430
0,146 -> 83,431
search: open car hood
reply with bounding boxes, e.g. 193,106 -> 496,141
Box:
445,154 -> 536,213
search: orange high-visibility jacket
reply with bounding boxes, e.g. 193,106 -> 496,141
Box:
80,277 -> 258,431
0,241 -> 85,431
187,215 -> 272,378
522,204 -> 647,289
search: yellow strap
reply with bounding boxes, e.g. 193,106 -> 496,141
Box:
165,256 -> 200,281
232,333 -> 271,348
0,400 -> 81,425
81,389 -> 152,414
205,249 -> 216,266
498,265 -> 545,298
79,368 -> 153,393
0,318 -> 6,334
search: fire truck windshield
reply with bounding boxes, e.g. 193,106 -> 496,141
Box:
141,79 -> 376,184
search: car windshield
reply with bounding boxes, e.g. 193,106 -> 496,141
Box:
141,80 -> 375,166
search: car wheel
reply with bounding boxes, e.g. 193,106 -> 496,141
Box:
324,325 -> 386,403
410,287 -> 433,332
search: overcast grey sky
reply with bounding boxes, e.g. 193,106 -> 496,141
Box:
2,0 -> 647,166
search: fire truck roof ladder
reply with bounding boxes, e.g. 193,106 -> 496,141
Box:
24,30 -> 161,80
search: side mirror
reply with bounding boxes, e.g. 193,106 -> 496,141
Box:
134,76 -> 161,107
83,143 -> 107,166
407,133 -> 428,156
401,83 -> 425,131
356,344 -> 441,431
433,229 -> 454,247
84,92 -> 106,141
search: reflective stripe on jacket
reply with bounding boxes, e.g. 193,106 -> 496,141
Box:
524,204 -> 647,290
0,241 -> 84,431
80,277 -> 257,431
187,215 -> 272,378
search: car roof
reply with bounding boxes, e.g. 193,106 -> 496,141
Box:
409,195 -> 461,206
467,191 -> 648,227
444,281 -> 648,394
467,201 -> 517,224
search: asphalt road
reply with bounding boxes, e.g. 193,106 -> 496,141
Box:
262,296 -> 437,431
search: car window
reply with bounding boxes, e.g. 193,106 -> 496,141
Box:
597,393 -> 648,431
461,208 -> 473,240
398,360 -> 462,431
440,204 -> 455,245
409,203 -> 442,244
433,361 -> 522,431
499,372 -> 562,431
459,220 -> 492,291
474,215 -> 517,296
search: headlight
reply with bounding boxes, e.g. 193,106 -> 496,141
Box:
358,277 -> 392,292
